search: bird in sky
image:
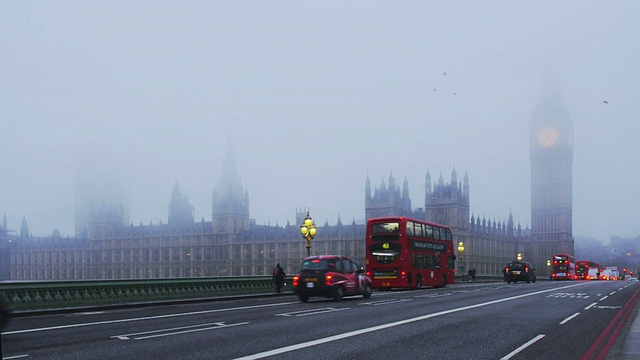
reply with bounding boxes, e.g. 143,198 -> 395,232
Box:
603,100 -> 609,104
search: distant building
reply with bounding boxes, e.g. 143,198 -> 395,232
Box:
7,163 -> 526,280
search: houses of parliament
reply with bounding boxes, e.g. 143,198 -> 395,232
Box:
0,91 -> 574,281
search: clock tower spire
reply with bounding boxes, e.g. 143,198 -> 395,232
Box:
529,71 -> 574,276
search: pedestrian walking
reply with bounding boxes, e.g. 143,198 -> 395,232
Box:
272,263 -> 286,293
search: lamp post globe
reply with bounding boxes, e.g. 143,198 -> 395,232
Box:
300,211 -> 317,257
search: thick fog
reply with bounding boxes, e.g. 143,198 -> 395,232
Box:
1,1 -> 638,243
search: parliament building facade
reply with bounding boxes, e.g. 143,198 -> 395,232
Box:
0,92 -> 574,281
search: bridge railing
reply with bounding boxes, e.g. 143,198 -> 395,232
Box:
1,275 -> 506,313
0,276 -> 293,313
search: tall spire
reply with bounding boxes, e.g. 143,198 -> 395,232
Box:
533,66 -> 571,125
212,140 -> 250,233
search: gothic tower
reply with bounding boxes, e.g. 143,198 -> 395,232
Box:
74,174 -> 129,239
529,73 -> 574,269
365,172 -> 412,220
212,145 -> 250,238
424,167 -> 470,237
0,214 -> 11,280
168,181 -> 195,226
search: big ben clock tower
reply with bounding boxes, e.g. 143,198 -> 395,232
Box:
529,83 -> 574,275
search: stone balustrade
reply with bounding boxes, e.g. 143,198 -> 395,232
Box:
0,276 -> 292,313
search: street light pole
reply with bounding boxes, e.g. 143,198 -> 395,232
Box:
457,241 -> 465,279
300,212 -> 317,257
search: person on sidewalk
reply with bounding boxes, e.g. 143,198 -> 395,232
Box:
272,263 -> 287,293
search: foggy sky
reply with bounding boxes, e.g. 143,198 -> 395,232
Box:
1,1 -> 639,243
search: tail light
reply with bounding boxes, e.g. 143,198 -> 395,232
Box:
505,267 -> 510,272
366,271 -> 372,277
400,270 -> 407,278
293,275 -> 300,287
325,274 -> 333,286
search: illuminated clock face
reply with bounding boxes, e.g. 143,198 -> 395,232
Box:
537,127 -> 558,147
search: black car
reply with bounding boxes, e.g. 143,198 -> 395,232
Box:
293,255 -> 373,302
504,261 -> 536,283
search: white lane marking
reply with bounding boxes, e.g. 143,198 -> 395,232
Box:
359,299 -> 413,305
2,302 -> 296,335
112,321 -> 248,340
500,334 -> 546,360
585,302 -> 597,310
415,293 -> 452,298
600,295 -> 609,301
609,291 -> 616,296
547,292 -> 590,299
594,306 -> 622,309
559,313 -> 580,324
74,312 -> 106,316
276,308 -> 349,317
233,283 -> 588,360
112,321 -> 227,339
2,355 -> 30,359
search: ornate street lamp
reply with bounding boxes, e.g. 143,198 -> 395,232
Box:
300,211 -> 317,257
457,241 -> 465,276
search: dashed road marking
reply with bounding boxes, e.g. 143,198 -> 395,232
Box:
276,307 -> 350,316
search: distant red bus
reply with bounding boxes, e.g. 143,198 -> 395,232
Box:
551,254 -> 575,280
575,261 -> 602,280
365,216 -> 455,289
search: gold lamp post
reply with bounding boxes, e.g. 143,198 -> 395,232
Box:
300,211 -> 317,257
457,241 -> 465,277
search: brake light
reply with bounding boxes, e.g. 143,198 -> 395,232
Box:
400,271 -> 407,277
293,275 -> 300,287
505,267 -> 510,272
326,274 -> 333,286
366,271 -> 371,277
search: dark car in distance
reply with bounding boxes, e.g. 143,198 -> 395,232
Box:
293,255 -> 373,302
505,261 -> 537,283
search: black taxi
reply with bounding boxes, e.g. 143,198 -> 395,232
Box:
293,255 -> 373,302
504,261 -> 537,284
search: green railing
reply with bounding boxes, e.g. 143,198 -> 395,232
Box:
0,275 -> 506,314
0,276 -> 293,313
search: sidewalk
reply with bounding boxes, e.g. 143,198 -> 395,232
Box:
606,283 -> 640,360
616,298 -> 640,359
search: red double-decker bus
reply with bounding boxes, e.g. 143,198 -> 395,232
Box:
551,254 -> 575,280
365,216 -> 455,289
576,260 -> 603,280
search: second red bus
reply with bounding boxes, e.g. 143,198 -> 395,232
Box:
551,254 -> 576,280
